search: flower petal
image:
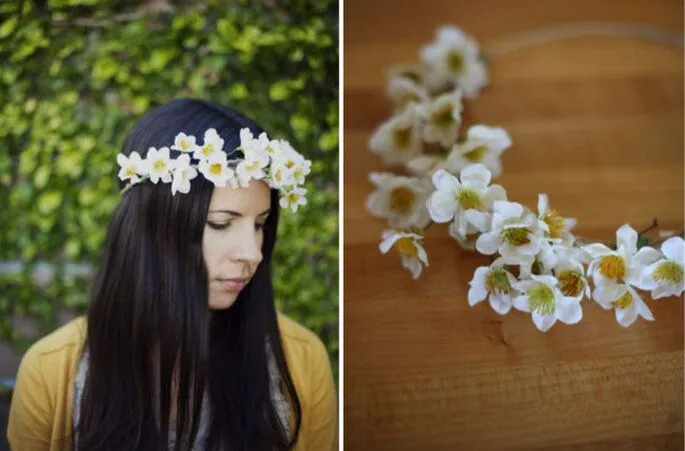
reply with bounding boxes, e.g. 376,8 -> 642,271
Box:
513,295 -> 530,312
475,232 -> 499,255
616,224 -> 638,256
432,169 -> 460,193
556,297 -> 583,325
489,294 -> 512,315
537,193 -> 548,215
459,163 -> 491,186
426,191 -> 458,223
661,236 -> 684,263
532,312 -> 556,332
615,301 -> 638,327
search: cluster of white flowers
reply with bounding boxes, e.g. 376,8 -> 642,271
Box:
368,25 -> 684,331
116,128 -> 311,212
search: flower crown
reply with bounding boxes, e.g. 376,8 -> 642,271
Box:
116,128 -> 311,212
367,25 -> 684,331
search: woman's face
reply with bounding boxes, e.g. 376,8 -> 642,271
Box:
203,180 -> 271,310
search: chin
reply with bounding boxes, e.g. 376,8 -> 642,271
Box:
208,292 -> 239,310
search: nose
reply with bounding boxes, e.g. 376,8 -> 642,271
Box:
233,228 -> 263,266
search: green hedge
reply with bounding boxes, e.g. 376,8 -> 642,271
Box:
0,0 -> 338,379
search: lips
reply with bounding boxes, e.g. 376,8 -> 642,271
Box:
217,278 -> 248,292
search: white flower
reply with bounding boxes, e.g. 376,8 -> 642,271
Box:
448,219 -> 480,251
592,282 -> 654,327
193,128 -> 225,161
418,88 -> 463,147
366,172 -> 431,230
468,265 -> 517,315
552,258 -> 591,302
536,194 -> 576,245
145,147 -> 174,184
236,150 -> 270,187
379,230 -> 429,279
198,153 -> 234,187
405,155 -> 442,176
419,25 -> 488,98
171,132 -> 197,153
268,162 -> 296,190
386,65 -> 431,109
369,103 -> 423,165
279,186 -> 307,213
637,236 -> 684,299
446,125 -> 511,178
426,164 -> 506,238
582,224 -> 660,288
474,201 -> 542,267
513,275 -> 583,332
170,154 -> 198,195
116,151 -> 145,183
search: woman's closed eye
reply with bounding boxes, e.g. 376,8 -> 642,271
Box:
207,221 -> 232,230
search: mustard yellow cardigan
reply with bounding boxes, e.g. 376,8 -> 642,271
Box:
7,314 -> 337,451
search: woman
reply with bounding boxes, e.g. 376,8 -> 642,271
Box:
6,99 -> 337,450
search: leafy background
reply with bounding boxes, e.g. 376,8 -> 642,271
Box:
0,0 -> 339,398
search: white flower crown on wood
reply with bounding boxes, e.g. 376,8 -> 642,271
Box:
117,128 -> 311,212
367,25 -> 684,331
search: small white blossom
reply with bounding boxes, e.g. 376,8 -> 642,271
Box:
171,154 -> 198,195
369,103 -> 423,165
513,275 -> 583,332
637,236 -> 684,299
419,25 -> 488,98
468,264 -> 517,315
552,258 -> 591,302
279,186 -> 307,213
193,128 -> 225,161
387,74 -> 430,109
417,88 -> 463,148
236,150 -> 269,187
145,147 -> 174,184
426,164 -> 507,238
446,125 -> 511,178
171,132 -> 197,153
198,153 -> 234,187
116,151 -> 146,183
592,282 -> 654,327
379,230 -> 429,279
366,172 -> 431,230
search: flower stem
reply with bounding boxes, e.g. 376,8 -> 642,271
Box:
637,218 -> 659,237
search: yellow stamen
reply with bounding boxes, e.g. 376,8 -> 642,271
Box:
180,139 -> 189,150
544,209 -> 565,239
430,104 -> 455,128
153,160 -> 166,171
463,145 -> 487,162
485,268 -> 512,296
598,255 -> 625,280
528,284 -> 555,316
456,188 -> 482,210
202,144 -> 213,156
389,187 -> 416,214
653,261 -> 683,284
393,127 -> 412,149
209,163 -> 222,175
246,161 -> 259,171
447,50 -> 464,73
557,270 -> 584,297
125,167 -> 136,177
287,193 -> 299,204
274,170 -> 282,182
286,160 -> 296,169
394,237 -> 419,258
611,291 -> 633,309
500,227 -> 531,246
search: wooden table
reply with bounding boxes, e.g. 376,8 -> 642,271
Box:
343,1 -> 684,449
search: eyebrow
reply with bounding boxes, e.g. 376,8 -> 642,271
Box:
208,209 -> 271,217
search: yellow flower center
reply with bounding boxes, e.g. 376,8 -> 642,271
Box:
153,160 -> 166,171
463,145 -> 487,162
456,188 -> 482,210
246,161 -> 259,171
446,50 -> 464,73
202,144 -> 213,156
557,270 -> 584,297
598,255 -> 625,280
393,127 -> 412,149
389,187 -> 416,214
287,192 -> 299,204
209,163 -> 222,175
500,227 -> 531,246
485,268 -> 512,296
528,283 -> 555,316
294,168 -> 303,180
274,170 -> 283,182
286,160 -> 296,169
430,104 -> 455,129
394,237 -> 419,258
653,261 -> 683,284
180,139 -> 190,150
544,209 -> 565,239
125,167 -> 136,177
398,69 -> 422,83
611,291 -> 633,309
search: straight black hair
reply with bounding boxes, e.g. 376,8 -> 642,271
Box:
76,99 -> 301,450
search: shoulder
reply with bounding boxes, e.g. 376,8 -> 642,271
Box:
276,313 -> 331,378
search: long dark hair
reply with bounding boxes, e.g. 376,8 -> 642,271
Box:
76,99 -> 301,450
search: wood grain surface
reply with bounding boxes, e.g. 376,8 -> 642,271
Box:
343,1 -> 684,450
